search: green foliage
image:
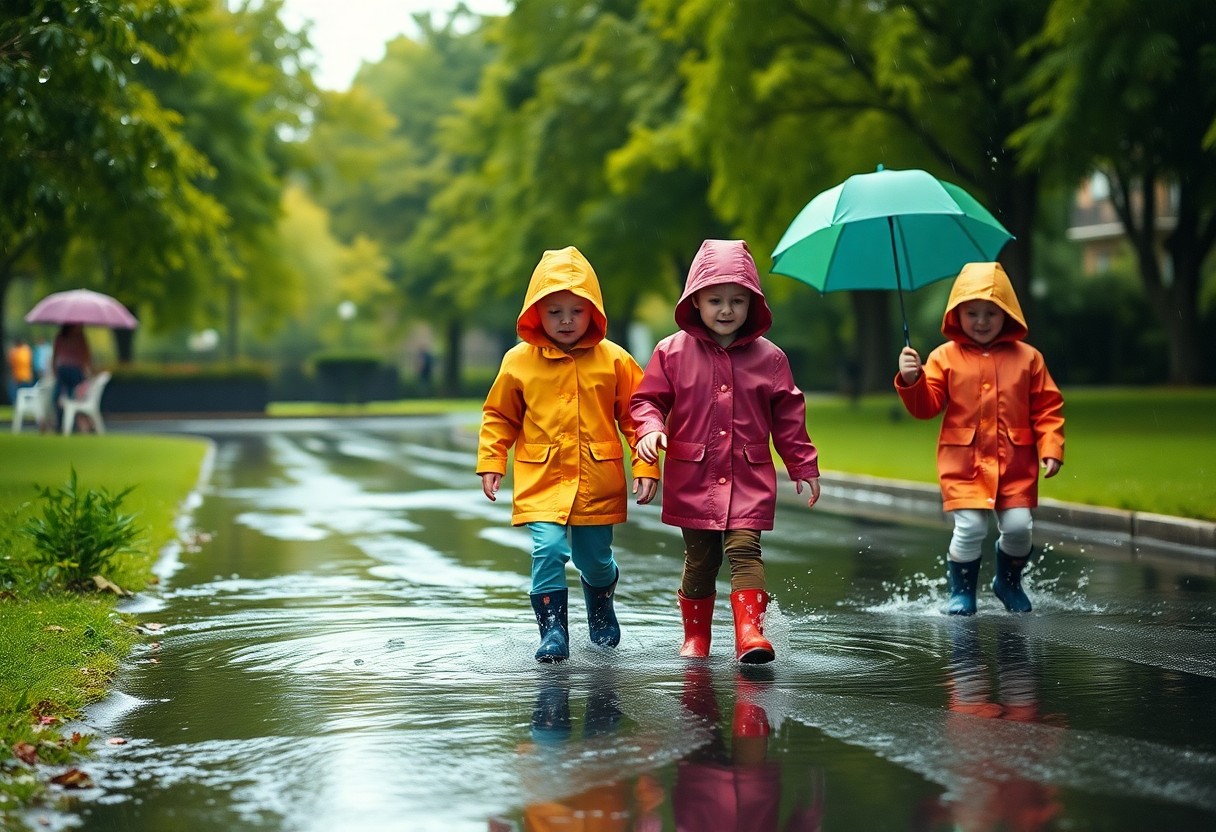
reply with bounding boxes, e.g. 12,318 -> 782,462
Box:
111,361 -> 272,382
20,470 -> 142,591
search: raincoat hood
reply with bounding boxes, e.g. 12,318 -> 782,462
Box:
942,262 -> 1027,345
517,246 -> 608,350
674,240 -> 773,347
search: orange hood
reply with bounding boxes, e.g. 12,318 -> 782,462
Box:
942,262 -> 1027,345
516,246 -> 607,350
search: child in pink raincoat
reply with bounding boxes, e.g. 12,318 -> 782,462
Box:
478,246 -> 659,663
631,240 -> 821,664
895,261 -> 1065,616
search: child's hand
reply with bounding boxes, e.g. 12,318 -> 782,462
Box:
898,346 -> 922,384
480,472 -> 502,501
796,477 -> 821,509
1042,458 -> 1061,479
634,476 -> 658,505
636,431 -> 667,464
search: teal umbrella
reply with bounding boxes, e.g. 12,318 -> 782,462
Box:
770,166 -> 1013,346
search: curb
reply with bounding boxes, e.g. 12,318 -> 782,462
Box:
790,470 -> 1216,562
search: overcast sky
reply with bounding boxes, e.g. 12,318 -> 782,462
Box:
279,0 -> 509,90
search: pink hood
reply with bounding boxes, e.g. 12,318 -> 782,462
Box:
674,240 -> 773,347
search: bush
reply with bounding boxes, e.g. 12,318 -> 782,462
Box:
20,469 -> 142,591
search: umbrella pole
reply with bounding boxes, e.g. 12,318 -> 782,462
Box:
887,217 -> 911,348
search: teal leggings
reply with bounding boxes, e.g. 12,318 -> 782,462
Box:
528,522 -> 616,594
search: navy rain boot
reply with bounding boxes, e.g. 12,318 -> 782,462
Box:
946,558 -> 980,616
581,570 -> 621,647
992,547 -> 1033,613
530,590 -> 570,663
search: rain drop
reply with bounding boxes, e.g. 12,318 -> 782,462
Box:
38,67 -> 51,83
130,53 -> 141,65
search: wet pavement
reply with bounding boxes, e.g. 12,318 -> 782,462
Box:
42,416 -> 1216,830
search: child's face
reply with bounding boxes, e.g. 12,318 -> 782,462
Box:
958,299 -> 1006,346
692,282 -> 752,346
539,290 -> 591,349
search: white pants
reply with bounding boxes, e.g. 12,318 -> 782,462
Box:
948,508 -> 1033,562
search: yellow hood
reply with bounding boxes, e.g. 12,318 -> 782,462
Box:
516,246 -> 608,350
942,262 -> 1027,344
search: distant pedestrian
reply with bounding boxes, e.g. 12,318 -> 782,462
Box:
477,246 -> 658,663
52,324 -> 92,430
32,336 -> 52,379
6,336 -> 34,403
895,262 -> 1065,615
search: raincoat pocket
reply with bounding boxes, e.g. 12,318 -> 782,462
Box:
516,443 -> 553,464
937,427 -> 976,482
666,440 -> 706,462
589,441 -> 623,461
743,444 -> 773,464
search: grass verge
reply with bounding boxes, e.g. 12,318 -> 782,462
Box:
0,433 -> 209,825
806,386 -> 1216,521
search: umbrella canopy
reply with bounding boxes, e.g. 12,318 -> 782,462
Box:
25,289 -> 139,329
770,166 -> 1013,344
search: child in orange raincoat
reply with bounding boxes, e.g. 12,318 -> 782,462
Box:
478,247 -> 659,662
895,262 -> 1064,615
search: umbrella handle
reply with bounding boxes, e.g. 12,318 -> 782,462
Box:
887,217 -> 912,348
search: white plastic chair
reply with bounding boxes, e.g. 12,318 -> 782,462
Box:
12,380 -> 54,433
60,371 -> 112,435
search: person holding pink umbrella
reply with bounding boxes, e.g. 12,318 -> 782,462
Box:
52,324 -> 92,431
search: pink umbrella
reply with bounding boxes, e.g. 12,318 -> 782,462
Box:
25,289 -> 139,329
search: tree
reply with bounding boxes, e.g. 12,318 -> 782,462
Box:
426,0 -> 720,361
1014,0 -> 1216,383
0,0 -> 225,367
637,0 -> 1054,390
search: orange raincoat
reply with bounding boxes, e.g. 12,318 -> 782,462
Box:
894,262 -> 1064,512
477,247 -> 659,526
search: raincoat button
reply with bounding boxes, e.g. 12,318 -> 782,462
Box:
718,477 -> 727,484
720,384 -> 728,392
983,383 -> 990,390
719,430 -> 727,436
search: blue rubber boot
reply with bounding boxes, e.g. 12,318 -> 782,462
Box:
946,558 -> 980,616
530,590 -> 570,662
992,547 -> 1033,613
581,570 -> 621,647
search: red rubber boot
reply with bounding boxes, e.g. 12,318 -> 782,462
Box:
677,591 -> 715,658
730,589 -> 774,664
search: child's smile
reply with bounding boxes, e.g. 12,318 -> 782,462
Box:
958,299 -> 1005,346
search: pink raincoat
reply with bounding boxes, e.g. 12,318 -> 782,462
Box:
631,240 -> 819,531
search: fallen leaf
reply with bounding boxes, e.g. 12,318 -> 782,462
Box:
106,737 -> 127,746
49,768 -> 93,789
140,622 -> 165,632
92,575 -> 129,595
13,742 -> 38,765
43,625 -> 68,633
37,715 -> 60,726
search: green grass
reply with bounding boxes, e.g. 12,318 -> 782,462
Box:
0,433 -> 208,822
805,387 -> 1216,521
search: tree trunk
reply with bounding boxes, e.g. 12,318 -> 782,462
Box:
850,291 -> 893,393
112,327 -> 135,364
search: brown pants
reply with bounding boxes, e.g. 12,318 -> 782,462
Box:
680,528 -> 764,598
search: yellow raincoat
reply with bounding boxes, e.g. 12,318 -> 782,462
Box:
895,262 -> 1065,512
477,247 -> 659,526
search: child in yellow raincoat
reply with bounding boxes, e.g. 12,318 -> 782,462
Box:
478,246 -> 659,662
895,262 -> 1065,615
